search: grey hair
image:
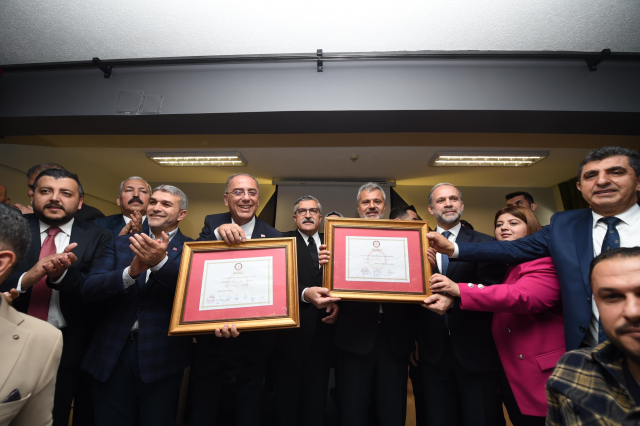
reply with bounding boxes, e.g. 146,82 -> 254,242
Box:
0,203 -> 31,267
428,183 -> 463,206
152,185 -> 188,210
356,182 -> 386,205
225,173 -> 260,194
293,195 -> 323,214
119,176 -> 152,196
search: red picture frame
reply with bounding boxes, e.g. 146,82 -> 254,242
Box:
169,238 -> 299,335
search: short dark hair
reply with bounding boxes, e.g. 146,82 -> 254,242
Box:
389,205 -> 417,220
577,146 -> 640,181
505,191 -> 534,204
459,219 -> 474,230
33,169 -> 84,198
26,163 -> 65,179
590,247 -> 640,281
0,203 -> 31,267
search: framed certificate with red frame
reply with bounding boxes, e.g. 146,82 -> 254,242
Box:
169,237 -> 299,335
323,217 -> 432,302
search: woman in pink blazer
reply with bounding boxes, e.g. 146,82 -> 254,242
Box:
430,206 -> 565,426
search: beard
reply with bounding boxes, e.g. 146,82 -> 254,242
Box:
434,209 -> 462,225
358,208 -> 383,219
34,202 -> 75,227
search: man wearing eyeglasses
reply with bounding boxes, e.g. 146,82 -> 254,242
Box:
276,195 -> 339,426
190,173 -> 282,426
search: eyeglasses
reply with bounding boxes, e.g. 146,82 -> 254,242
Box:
296,208 -> 320,216
226,189 -> 259,197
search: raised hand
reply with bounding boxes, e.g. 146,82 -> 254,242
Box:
129,232 -> 169,267
430,273 -> 461,297
217,224 -> 246,245
426,231 -> 455,256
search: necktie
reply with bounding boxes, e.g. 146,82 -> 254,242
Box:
27,227 -> 62,321
307,236 -> 322,281
440,231 -> 452,275
597,217 -> 621,344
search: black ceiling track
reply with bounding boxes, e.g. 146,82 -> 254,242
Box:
1,49 -> 638,74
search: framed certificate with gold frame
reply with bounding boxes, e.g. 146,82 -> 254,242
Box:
323,217 -> 431,302
169,237 -> 299,335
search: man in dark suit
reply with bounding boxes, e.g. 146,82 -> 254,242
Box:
429,146 -> 640,351
277,195 -> 339,426
14,163 -> 105,223
190,173 -> 281,426
94,176 -> 151,238
81,185 -> 193,426
1,168 -> 111,426
418,183 -> 507,426
333,182 -> 418,426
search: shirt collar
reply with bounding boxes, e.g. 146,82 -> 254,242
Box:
436,222 -> 462,238
592,203 -> 640,228
231,216 -> 256,232
149,227 -> 179,242
39,218 -> 74,236
123,214 -> 147,225
298,229 -> 319,243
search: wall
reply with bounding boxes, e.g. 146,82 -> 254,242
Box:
2,0 -> 639,64
394,185 -> 560,236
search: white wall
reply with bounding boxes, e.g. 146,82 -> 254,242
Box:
2,0 -> 639,65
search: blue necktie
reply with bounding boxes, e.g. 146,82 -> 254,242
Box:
597,217 -> 621,344
441,231 -> 452,330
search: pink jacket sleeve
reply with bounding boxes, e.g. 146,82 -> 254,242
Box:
458,257 -> 561,314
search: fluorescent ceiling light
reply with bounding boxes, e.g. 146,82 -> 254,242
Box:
429,151 -> 548,167
146,152 -> 247,167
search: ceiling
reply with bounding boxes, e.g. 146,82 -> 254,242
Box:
2,0 -> 639,65
3,133 -> 638,192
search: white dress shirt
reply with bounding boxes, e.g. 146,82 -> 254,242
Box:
214,216 -> 256,241
122,227 -> 180,331
584,203 -> 640,346
17,219 -> 75,329
299,229 -> 321,303
435,222 -> 462,274
123,214 -> 147,225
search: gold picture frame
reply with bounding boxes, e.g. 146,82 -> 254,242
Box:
169,237 -> 299,335
323,217 -> 432,303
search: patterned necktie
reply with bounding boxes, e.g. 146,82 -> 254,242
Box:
597,217 -> 621,344
440,231 -> 452,275
27,227 -> 62,321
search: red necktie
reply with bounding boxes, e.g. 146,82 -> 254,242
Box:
27,227 -> 62,321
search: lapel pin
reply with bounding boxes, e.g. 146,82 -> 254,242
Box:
173,247 -> 178,251
261,234 -> 265,238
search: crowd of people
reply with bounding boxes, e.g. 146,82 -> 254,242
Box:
0,145 -> 639,426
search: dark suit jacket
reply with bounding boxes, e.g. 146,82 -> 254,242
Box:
197,213 -> 283,360
418,225 -> 507,373
2,214 -> 111,367
94,213 -> 150,240
74,203 -> 105,223
457,208 -> 605,351
279,231 -> 333,356
80,230 -> 193,383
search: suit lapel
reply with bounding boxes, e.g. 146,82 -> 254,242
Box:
142,231 -> 185,293
574,211 -> 594,296
251,217 -> 265,239
446,226 -> 470,278
69,221 -> 90,262
26,216 -> 41,266
0,301 -> 28,394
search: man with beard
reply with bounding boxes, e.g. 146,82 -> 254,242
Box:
547,247 -> 640,424
333,182 -> 419,426
1,168 -> 111,426
190,173 -> 281,426
417,183 -> 506,426
14,163 -> 105,223
276,195 -> 339,426
94,176 -> 151,238
81,185 -> 194,426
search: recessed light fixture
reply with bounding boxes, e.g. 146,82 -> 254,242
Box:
146,152 -> 247,167
429,151 -> 548,167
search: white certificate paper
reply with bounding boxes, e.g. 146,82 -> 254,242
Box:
199,256 -> 273,311
345,236 -> 410,282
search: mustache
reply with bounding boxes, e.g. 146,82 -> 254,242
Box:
615,322 -> 640,335
366,208 -> 379,213
128,196 -> 144,205
44,201 -> 65,211
302,218 -> 315,224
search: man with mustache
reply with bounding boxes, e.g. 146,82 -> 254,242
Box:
418,183 -> 507,426
332,182 -> 419,426
81,185 -> 194,426
14,163 -> 105,223
94,176 -> 151,238
1,168 -> 111,426
276,195 -> 339,426
190,173 -> 281,426
546,247 -> 640,424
